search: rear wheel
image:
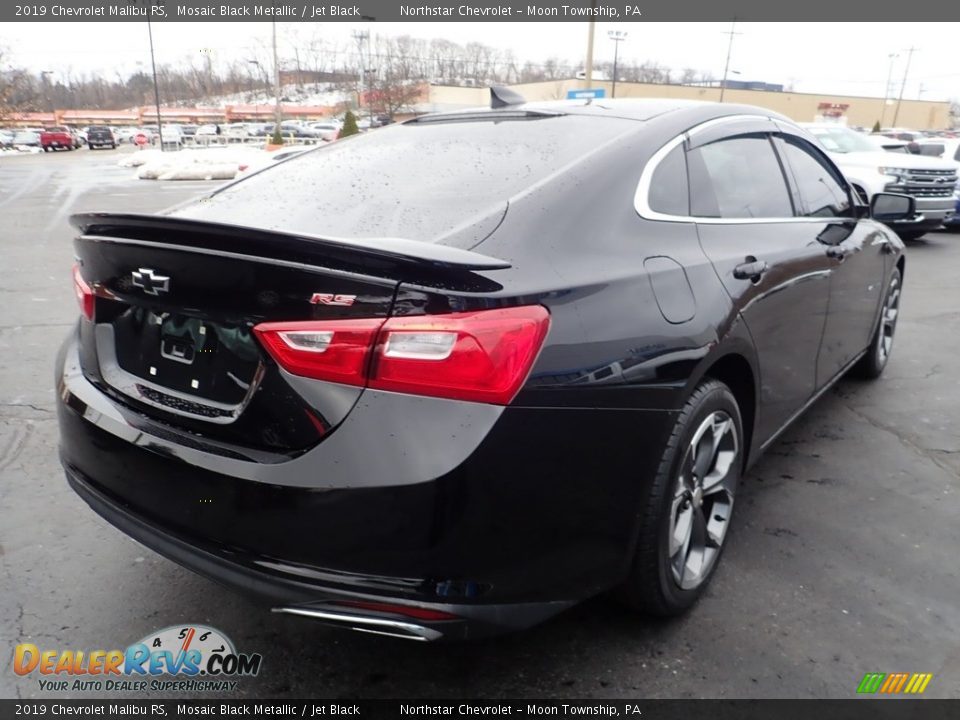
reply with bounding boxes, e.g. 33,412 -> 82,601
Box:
853,268 -> 901,379
620,379 -> 743,616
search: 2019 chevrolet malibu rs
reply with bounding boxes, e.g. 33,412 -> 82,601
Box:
58,93 -> 912,641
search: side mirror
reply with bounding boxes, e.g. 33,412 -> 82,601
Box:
871,193 -> 916,222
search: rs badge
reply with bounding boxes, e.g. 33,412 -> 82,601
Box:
310,293 -> 357,306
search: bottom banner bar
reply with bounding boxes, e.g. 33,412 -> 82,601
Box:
0,699 -> 955,720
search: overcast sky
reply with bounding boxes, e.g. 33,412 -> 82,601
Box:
4,22 -> 959,101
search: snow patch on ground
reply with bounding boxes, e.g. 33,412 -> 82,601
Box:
120,146 -> 271,180
0,146 -> 44,156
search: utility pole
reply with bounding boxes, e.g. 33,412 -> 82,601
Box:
879,52 -> 898,127
584,16 -> 595,89
352,30 -> 369,124
584,0 -> 597,89
718,20 -> 742,103
891,46 -> 917,127
608,30 -> 627,99
272,21 -> 282,132
40,70 -> 54,114
146,13 -> 164,151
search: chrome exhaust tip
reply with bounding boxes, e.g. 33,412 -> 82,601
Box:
271,606 -> 444,642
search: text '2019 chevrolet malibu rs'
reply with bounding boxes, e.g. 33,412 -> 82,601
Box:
58,92 -> 912,641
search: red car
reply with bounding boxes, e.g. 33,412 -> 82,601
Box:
41,126 -> 81,152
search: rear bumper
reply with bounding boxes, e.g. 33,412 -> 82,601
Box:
65,464 -> 570,640
57,330 -> 677,637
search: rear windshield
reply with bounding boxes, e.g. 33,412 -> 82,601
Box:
185,114 -> 637,243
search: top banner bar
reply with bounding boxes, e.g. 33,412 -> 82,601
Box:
8,0 -> 960,22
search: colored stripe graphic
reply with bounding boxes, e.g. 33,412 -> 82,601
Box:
906,674 -> 933,694
857,673 -> 886,693
857,672 -> 932,694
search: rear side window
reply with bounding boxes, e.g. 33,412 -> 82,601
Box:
648,144 -> 689,216
688,136 -> 793,219
777,137 -> 851,218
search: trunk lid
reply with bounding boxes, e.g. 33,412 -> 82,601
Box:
71,213 -> 507,456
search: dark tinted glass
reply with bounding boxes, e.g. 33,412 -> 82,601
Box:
917,144 -> 944,157
186,115 -> 636,243
779,137 -> 851,218
648,144 -> 689,216
688,136 -> 793,219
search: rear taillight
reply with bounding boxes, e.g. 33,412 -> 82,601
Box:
252,319 -> 383,387
253,305 -> 550,405
72,264 -> 94,320
371,307 -> 551,404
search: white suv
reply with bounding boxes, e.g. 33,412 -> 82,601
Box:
802,124 -> 958,240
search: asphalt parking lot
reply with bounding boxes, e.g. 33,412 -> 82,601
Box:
1,147 -> 958,701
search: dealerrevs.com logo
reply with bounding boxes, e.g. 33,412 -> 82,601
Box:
13,625 -> 262,693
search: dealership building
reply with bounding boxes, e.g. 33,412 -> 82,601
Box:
419,80 -> 952,130
3,80 -> 951,130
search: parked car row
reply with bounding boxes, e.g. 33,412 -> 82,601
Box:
1,120 -> 350,153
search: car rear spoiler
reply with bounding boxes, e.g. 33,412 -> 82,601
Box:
70,212 -> 512,272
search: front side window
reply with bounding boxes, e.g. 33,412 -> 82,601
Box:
688,136 -> 793,219
778,137 -> 852,218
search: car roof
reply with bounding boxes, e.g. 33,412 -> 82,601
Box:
420,98 -> 717,124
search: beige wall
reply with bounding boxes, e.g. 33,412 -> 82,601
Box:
429,80 -> 950,130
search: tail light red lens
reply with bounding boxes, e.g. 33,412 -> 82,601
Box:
371,307 -> 551,404
253,305 -> 550,405
72,264 -> 94,321
252,319 -> 383,386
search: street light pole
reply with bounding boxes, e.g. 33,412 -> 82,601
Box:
607,30 -> 627,99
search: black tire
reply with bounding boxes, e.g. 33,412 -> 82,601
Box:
110,143 -> 116,150
852,267 -> 902,380
619,379 -> 744,616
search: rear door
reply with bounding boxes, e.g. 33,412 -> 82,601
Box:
688,122 -> 834,442
772,128 -> 888,386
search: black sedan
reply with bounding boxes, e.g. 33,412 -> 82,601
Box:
58,93 -> 909,640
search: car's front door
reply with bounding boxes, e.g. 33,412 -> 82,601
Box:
687,127 -> 834,445
773,129 -> 889,386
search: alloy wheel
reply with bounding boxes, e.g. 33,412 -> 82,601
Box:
877,275 -> 901,367
668,411 -> 739,591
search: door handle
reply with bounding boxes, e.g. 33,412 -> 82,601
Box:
826,245 -> 853,260
733,258 -> 768,282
